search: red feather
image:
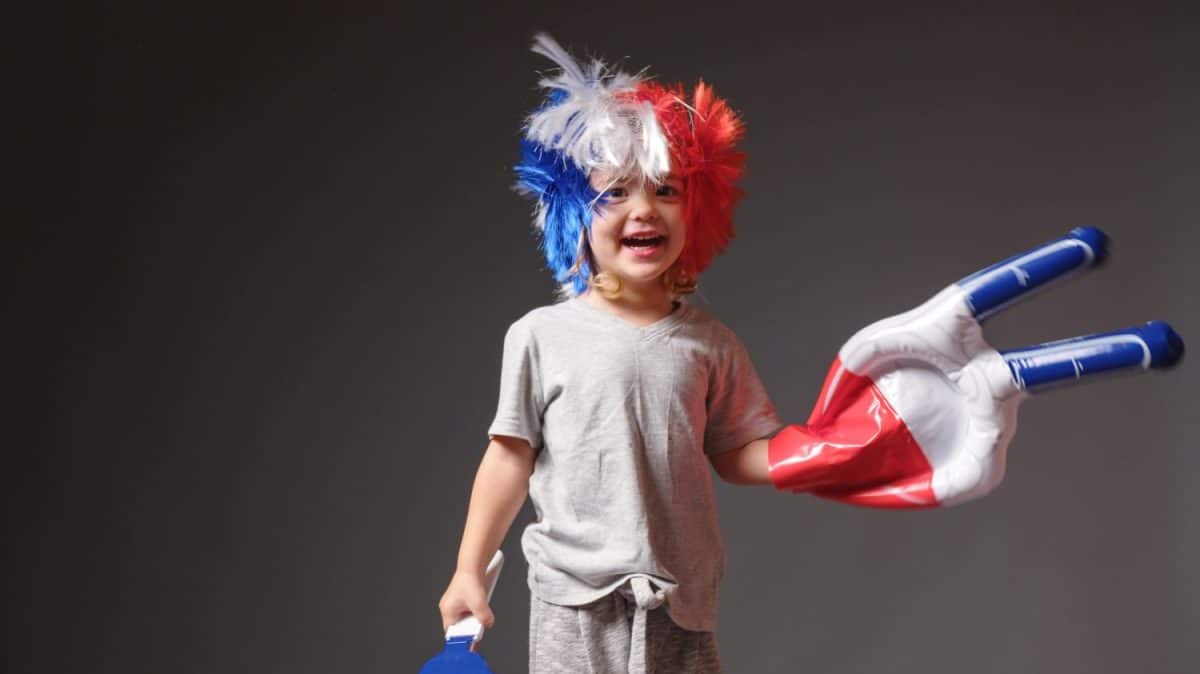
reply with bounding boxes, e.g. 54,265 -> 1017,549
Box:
630,81 -> 746,276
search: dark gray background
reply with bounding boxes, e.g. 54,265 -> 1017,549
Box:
16,2 -> 1197,673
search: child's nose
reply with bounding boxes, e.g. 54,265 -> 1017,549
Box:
627,189 -> 659,222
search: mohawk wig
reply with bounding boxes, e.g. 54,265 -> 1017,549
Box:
514,34 -> 747,296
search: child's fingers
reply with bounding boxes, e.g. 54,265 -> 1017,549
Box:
435,552 -> 504,633
437,582 -> 494,632
467,596 -> 496,630
438,588 -> 476,630
438,596 -> 467,632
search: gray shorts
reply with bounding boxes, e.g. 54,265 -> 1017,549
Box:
528,577 -> 722,674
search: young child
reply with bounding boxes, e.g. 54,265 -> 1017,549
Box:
437,35 -> 781,673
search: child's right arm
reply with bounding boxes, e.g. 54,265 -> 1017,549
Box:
437,434 -> 536,631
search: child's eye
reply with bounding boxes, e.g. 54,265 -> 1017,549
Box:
656,184 -> 681,198
605,187 -> 628,199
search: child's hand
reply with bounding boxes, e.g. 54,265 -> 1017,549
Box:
438,570 -> 495,632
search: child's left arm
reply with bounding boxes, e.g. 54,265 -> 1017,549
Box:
709,439 -> 770,485
703,326 -> 780,486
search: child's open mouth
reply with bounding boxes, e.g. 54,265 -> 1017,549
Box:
621,235 -> 667,257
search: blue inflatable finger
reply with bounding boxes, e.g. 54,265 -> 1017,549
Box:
956,226 -> 1108,321
1001,321 -> 1184,392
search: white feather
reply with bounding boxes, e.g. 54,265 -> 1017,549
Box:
525,34 -> 671,182
531,202 -> 548,232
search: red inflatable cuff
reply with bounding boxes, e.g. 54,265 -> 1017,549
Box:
767,358 -> 939,508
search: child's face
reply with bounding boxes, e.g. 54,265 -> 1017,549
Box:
587,169 -> 687,292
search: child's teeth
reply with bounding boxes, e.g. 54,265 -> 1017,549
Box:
623,236 -> 663,247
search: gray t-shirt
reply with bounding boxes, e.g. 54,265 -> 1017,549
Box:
487,297 -> 782,632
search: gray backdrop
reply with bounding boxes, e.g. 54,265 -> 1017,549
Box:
17,3 -> 1197,673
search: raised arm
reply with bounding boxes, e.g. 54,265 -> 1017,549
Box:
438,435 -> 536,631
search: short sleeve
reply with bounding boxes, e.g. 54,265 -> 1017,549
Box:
704,328 -> 782,455
487,319 -> 545,449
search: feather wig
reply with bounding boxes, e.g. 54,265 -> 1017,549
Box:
514,34 -> 746,296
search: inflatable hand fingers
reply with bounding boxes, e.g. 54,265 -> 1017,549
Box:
768,227 -> 1184,508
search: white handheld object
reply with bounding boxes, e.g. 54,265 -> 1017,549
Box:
444,551 -> 505,645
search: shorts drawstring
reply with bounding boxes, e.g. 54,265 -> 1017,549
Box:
622,576 -> 666,674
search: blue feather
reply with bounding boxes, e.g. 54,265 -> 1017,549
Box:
515,139 -> 598,294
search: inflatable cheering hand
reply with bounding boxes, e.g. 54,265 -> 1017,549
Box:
768,227 -> 1184,508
